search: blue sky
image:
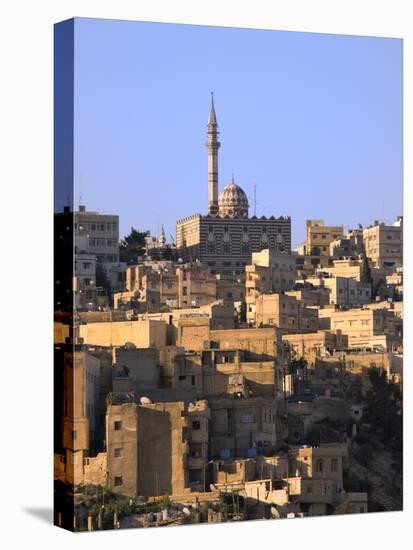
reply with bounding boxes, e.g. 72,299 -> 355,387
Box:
64,18 -> 402,246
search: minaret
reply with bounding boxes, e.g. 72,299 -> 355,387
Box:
159,224 -> 166,247
206,92 -> 220,215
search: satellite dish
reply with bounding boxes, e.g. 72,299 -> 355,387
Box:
271,506 -> 280,518
140,396 -> 152,405
124,342 -> 136,349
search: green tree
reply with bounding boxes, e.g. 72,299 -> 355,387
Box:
119,227 -> 148,264
96,261 -> 111,295
364,367 -> 402,462
360,249 -> 373,286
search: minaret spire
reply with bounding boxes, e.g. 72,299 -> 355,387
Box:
208,92 -> 217,125
206,92 -> 220,215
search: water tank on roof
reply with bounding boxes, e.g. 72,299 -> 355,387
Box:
140,396 -> 153,405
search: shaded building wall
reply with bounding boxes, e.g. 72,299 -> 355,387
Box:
137,406 -> 174,497
210,327 -> 281,362
107,402 -> 188,498
107,404 -> 138,498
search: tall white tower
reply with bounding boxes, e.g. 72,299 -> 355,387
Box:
206,92 -> 220,215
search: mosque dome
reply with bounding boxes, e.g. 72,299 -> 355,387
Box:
218,177 -> 249,218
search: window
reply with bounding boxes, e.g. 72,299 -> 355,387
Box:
114,420 -> 122,431
307,485 -> 313,494
331,458 -> 338,472
316,459 -> 323,473
179,375 -> 186,381
114,448 -> 123,458
72,430 -> 77,440
192,420 -> 201,430
114,476 -> 123,486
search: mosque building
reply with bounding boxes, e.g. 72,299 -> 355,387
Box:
176,94 -> 291,275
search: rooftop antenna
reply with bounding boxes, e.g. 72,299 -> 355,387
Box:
78,168 -> 83,209
254,183 -> 257,216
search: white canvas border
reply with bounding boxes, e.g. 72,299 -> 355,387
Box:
0,1 -> 410,549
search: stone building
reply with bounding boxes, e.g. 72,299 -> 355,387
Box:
329,228 -> 364,258
363,217 -> 403,271
254,293 -> 319,334
282,331 -> 348,361
176,95 -> 291,274
285,287 -> 330,307
245,249 -> 297,324
54,343 -> 101,485
176,264 -> 217,307
78,318 -> 168,348
112,347 -> 160,399
209,396 -> 277,459
211,444 -> 367,517
306,275 -> 372,307
73,233 -> 98,310
74,204 -> 120,265
305,219 -> 343,257
106,400 -> 210,497
318,307 -> 402,350
316,258 -> 363,281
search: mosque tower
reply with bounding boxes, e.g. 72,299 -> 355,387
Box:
206,92 -> 220,215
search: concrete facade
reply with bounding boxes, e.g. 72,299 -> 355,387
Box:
306,220 -> 343,256
363,218 -> 403,270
